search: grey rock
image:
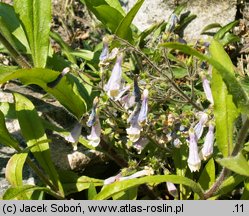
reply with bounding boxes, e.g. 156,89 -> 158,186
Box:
124,0 -> 237,41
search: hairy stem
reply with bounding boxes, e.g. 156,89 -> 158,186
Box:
204,116 -> 249,199
114,35 -> 203,111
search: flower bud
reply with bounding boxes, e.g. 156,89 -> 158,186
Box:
201,121 -> 215,160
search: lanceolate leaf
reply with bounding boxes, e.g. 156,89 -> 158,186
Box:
13,0 -> 51,67
58,170 -> 103,196
217,153 -> 249,177
115,0 -> 144,42
0,3 -> 30,52
6,152 -> 28,186
160,41 -> 249,114
14,93 -> 63,195
0,68 -> 91,119
3,185 -> 56,200
0,110 -> 19,149
198,158 -> 215,190
94,175 -> 204,200
212,69 -> 238,156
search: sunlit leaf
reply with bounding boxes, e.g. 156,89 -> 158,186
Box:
3,185 -> 55,200
0,110 -> 19,149
6,152 -> 28,186
115,0 -> 144,42
14,0 -> 51,67
217,153 -> 249,177
14,93 -> 64,195
94,175 -> 204,200
58,170 -> 103,196
0,68 -> 91,118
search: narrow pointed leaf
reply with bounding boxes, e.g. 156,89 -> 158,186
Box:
217,153 -> 249,177
13,0 -> 51,67
58,170 -> 103,196
214,20 -> 239,40
14,93 -> 63,195
0,68 -> 91,118
94,175 -> 204,200
0,3 -> 30,52
198,158 -> 215,190
0,110 -> 19,149
3,185 -> 55,200
115,0 -> 144,42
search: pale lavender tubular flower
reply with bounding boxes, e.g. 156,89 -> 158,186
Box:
201,74 -> 214,105
138,89 -> 149,126
104,54 -> 123,99
120,93 -> 136,110
201,122 -> 215,160
187,129 -> 201,172
126,123 -> 142,143
166,182 -> 178,198
127,104 -> 142,142
99,42 -> 109,62
133,137 -> 149,154
65,122 -> 82,150
119,167 -> 154,181
87,117 -> 101,147
194,112 -> 208,140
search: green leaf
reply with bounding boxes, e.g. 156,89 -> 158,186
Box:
13,0 -> 51,67
88,182 -> 98,200
115,0 -> 144,42
112,187 -> 138,200
3,185 -> 55,200
160,41 -> 249,114
214,20 -> 239,40
94,175 -> 204,200
14,93 -> 63,195
104,0 -> 126,16
217,153 -> 249,177
6,152 -> 28,186
0,68 -> 91,118
210,40 -> 238,156
241,178 -> 249,200
0,3 -> 30,52
58,170 -> 103,196
71,50 -> 94,61
83,0 -> 125,16
89,4 -> 124,32
49,31 -> 76,64
198,158 -> 215,190
212,69 -> 238,156
201,23 -> 222,34
0,110 -> 19,149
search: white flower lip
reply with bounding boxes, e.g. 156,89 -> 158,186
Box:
65,122 -> 82,150
187,129 -> 201,172
87,117 -> 101,147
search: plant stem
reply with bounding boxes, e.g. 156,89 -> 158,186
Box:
204,116 -> 249,199
0,31 -> 31,68
114,35 -> 203,111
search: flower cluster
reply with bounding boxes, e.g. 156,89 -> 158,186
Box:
187,73 -> 215,172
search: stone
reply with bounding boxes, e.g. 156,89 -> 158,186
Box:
124,0 -> 237,41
